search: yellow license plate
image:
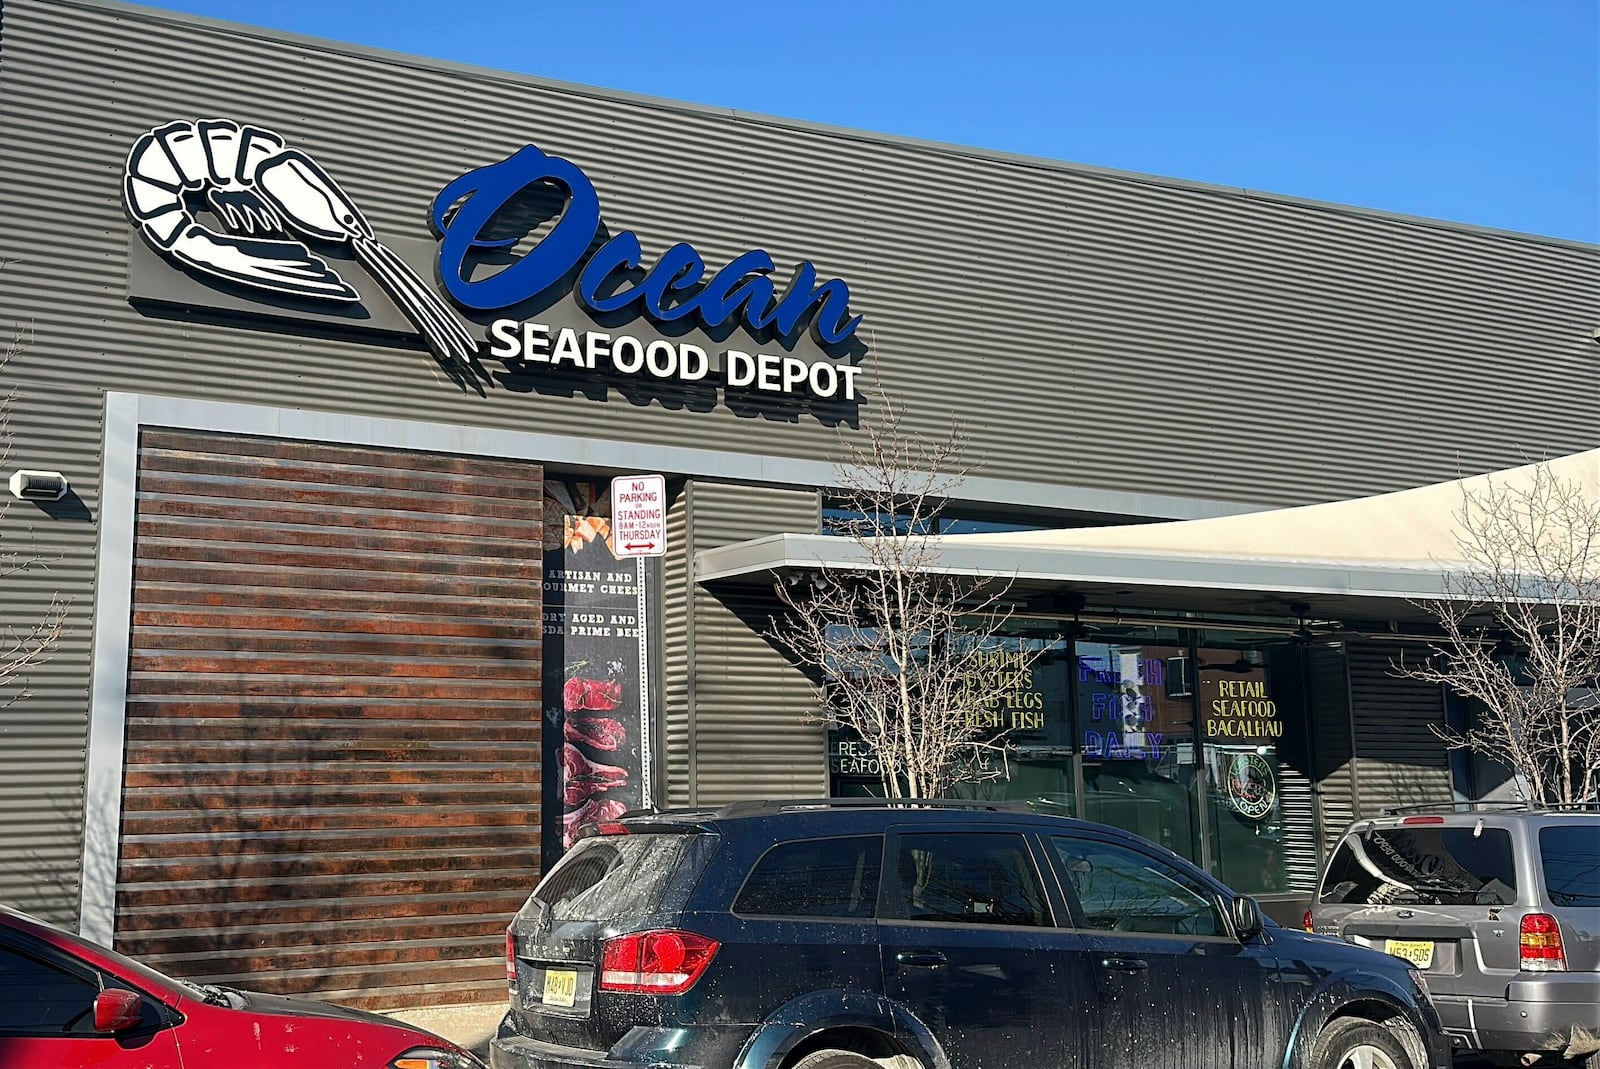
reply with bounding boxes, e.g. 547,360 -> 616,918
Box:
1385,939 -> 1435,969
542,968 -> 577,1008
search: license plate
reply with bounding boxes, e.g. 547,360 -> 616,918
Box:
542,968 -> 577,1008
1385,939 -> 1435,969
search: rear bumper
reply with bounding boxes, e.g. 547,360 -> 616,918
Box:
1431,974 -> 1600,1055
487,1015 -> 746,1069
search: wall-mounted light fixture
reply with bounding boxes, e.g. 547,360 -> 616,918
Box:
9,470 -> 69,502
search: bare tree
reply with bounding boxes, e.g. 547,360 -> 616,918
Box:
0,259 -> 67,708
773,398 -> 1038,799
1400,461 -> 1600,805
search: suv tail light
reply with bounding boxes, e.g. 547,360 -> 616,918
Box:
505,927 -> 517,986
1302,910 -> 1315,933
1520,913 -> 1567,972
599,929 -> 719,994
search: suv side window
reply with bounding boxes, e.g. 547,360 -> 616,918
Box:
0,943 -> 99,1035
734,835 -> 883,919
886,832 -> 1050,927
1051,837 -> 1227,937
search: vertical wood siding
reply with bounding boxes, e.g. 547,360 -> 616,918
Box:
113,430 -> 542,1009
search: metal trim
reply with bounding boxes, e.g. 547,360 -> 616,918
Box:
112,393 -> 1250,522
78,394 -> 140,945
694,531 -> 1464,603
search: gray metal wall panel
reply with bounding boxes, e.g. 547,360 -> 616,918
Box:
662,488 -> 691,807
1308,642 -> 1358,856
0,0 -> 1595,917
0,382 -> 102,925
1346,641 -> 1452,818
686,483 -> 823,805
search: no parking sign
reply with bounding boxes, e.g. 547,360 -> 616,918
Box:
610,475 -> 667,558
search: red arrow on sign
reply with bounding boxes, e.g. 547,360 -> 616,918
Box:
625,542 -> 656,551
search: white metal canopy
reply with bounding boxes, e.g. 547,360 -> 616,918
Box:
695,450 -> 1600,625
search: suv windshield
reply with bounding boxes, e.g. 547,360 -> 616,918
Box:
1539,825 -> 1600,906
534,832 -> 708,923
1320,826 -> 1518,906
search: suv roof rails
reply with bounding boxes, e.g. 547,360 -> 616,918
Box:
1382,800 -> 1600,816
714,798 -> 1038,818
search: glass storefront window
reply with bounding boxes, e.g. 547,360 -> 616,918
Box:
1196,634 -> 1319,896
946,636 -> 1076,815
821,620 -> 1327,897
1075,635 -> 1201,863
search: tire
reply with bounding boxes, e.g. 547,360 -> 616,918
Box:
1312,1018 -> 1415,1069
788,1051 -> 883,1069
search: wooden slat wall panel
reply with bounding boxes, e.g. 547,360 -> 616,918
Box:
113,430 -> 542,1010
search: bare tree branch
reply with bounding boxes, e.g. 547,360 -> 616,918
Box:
1397,462 -> 1600,805
771,395 -> 1039,798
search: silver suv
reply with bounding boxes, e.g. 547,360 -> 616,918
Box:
1309,805 -> 1599,1068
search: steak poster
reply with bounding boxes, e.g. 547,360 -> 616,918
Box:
541,481 -> 656,860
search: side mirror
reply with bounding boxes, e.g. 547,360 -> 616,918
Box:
93,989 -> 144,1033
1230,896 -> 1265,941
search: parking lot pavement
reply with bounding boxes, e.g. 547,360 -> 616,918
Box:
383,1001 -> 504,1059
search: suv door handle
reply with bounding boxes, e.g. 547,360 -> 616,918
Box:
1099,956 -> 1149,973
895,951 -> 948,968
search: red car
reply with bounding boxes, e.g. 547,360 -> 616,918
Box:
0,905 -> 483,1069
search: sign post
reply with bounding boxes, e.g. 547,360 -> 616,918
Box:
610,475 -> 667,558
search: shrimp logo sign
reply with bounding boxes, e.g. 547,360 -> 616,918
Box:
123,119 -> 478,366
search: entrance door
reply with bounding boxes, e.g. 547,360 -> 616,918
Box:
1045,833 -> 1291,1069
878,828 -> 1098,1068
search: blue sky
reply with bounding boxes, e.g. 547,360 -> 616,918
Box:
147,0 -> 1597,243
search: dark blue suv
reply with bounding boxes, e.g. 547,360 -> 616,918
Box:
492,800 -> 1449,1069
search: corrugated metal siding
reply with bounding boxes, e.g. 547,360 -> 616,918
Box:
662,487 -> 691,807
0,0 -> 1595,923
687,483 -> 823,804
1308,642 -> 1358,854
114,430 -> 541,1009
1346,641 -> 1452,818
0,382 -> 101,926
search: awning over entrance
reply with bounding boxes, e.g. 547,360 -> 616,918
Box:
695,450 -> 1600,628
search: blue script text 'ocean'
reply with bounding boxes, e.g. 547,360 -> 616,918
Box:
430,145 -> 863,345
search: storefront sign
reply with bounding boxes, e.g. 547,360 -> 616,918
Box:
829,734 -> 885,778
122,120 -> 864,398
122,119 -> 479,367
432,144 -> 862,345
1201,674 -> 1285,740
1224,752 -> 1278,820
610,474 -> 666,558
541,482 -> 655,853
487,322 -> 862,400
964,647 -> 1047,732
1077,648 -> 1169,760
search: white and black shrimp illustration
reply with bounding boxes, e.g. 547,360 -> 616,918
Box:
123,118 -> 478,367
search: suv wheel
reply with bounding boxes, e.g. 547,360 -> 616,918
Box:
789,1051 -> 883,1069
1313,1018 -> 1413,1069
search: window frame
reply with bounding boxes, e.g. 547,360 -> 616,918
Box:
879,827 -> 1062,929
730,833 -> 886,923
1045,832 -> 1239,943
